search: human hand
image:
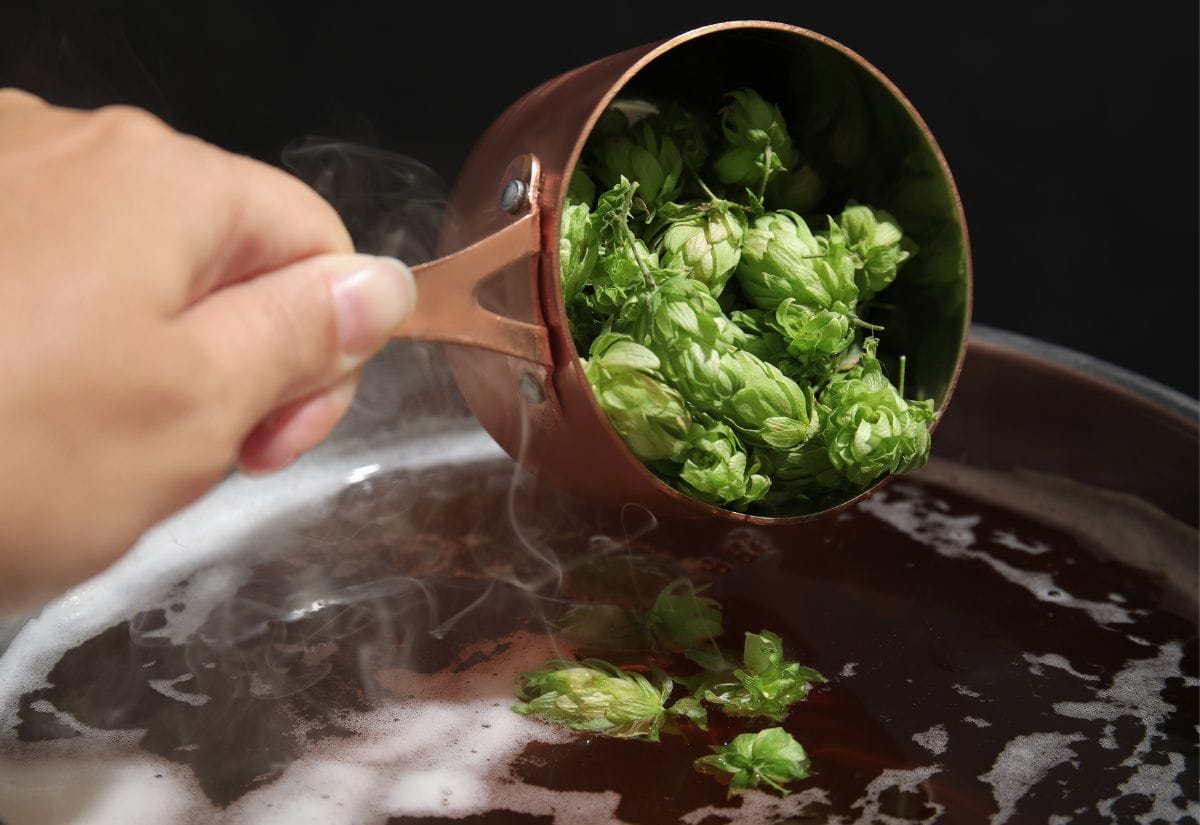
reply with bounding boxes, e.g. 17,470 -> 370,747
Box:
0,89 -> 415,609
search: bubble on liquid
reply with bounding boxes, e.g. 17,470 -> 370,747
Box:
978,732 -> 1086,825
991,529 -> 1051,555
1022,652 -> 1099,682
912,724 -> 948,756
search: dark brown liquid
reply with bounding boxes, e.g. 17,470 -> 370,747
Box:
8,459 -> 1198,824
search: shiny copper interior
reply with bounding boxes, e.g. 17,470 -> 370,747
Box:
396,21 -> 973,523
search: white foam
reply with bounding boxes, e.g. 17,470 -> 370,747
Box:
146,675 -> 211,708
963,716 -> 991,728
680,786 -> 830,823
991,530 -> 1050,555
860,485 -> 1135,626
839,662 -> 859,678
0,748 -> 207,825
912,724 -> 948,756
22,698 -> 142,745
1097,751 -> 1199,822
977,732 -> 1085,825
830,765 -> 944,825
1022,652 -> 1100,682
1051,637 -> 1200,825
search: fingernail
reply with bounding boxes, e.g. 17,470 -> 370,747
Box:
331,256 -> 416,355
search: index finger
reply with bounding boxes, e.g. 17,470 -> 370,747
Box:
181,141 -> 355,305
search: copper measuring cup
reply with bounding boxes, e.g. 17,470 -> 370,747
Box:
392,20 -> 973,524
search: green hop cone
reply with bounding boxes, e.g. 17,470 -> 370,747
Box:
765,163 -> 824,214
648,102 -> 717,170
590,106 -> 631,141
658,202 -> 747,297
736,210 -> 858,312
566,167 -> 597,208
821,339 -> 937,486
730,308 -> 809,382
837,204 -> 915,300
713,89 -> 800,190
593,120 -> 684,211
589,236 -> 661,316
617,275 -> 741,409
693,630 -> 827,723
755,439 -> 854,511
586,178 -> 665,316
694,727 -> 812,798
557,603 -> 648,657
678,418 -> 771,509
643,578 -> 723,651
559,200 -> 599,305
717,349 -> 821,450
582,332 -> 692,463
512,658 -> 674,741
767,298 -> 856,380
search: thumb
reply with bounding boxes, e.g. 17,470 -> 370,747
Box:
184,252 -> 416,428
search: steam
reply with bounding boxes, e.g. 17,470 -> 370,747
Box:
281,137 -> 447,265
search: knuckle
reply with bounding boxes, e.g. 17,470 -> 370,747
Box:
91,103 -> 170,140
0,87 -> 46,110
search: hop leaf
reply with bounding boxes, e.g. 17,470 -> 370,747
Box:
513,658 -> 674,741
836,204 -> 914,299
667,695 -> 709,731
694,727 -> 812,797
736,211 -> 858,312
582,332 -> 691,463
657,202 -> 747,296
821,339 -> 937,486
713,89 -> 799,190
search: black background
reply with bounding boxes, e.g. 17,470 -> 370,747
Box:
2,1 -> 1196,396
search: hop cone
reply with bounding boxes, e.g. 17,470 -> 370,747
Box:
713,89 -> 799,189
836,204 -> 914,300
678,418 -> 771,508
513,658 -> 673,741
648,102 -> 717,170
658,202 -> 747,296
583,332 -> 692,463
736,211 -> 858,312
559,200 -> 599,304
821,339 -> 937,485
593,120 -> 684,210
717,349 -> 821,450
617,275 -> 741,410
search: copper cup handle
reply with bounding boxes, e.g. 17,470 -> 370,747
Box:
391,157 -> 552,368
